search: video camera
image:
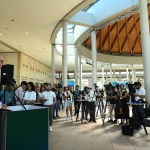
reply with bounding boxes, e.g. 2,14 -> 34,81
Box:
93,83 -> 99,92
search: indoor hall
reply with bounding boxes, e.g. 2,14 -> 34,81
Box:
1,0 -> 150,150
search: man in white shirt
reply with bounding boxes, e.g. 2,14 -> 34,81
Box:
134,82 -> 146,117
87,87 -> 96,123
15,81 -> 27,105
134,82 -> 146,102
42,84 -> 56,132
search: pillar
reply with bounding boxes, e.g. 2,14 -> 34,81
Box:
62,20 -> 67,87
91,30 -> 97,89
51,44 -> 56,85
139,0 -> 150,103
126,67 -> 129,82
79,54 -> 82,89
110,63 -> 112,82
102,65 -> 105,86
75,46 -> 79,86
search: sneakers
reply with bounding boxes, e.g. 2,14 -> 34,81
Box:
49,126 -> 52,132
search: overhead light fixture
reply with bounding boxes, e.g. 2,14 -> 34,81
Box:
26,32 -> 28,35
35,41 -> 38,43
0,34 -> 2,36
13,42 -> 15,44
4,50 -> 7,51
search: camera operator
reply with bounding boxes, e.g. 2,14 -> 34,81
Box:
106,86 -> 119,123
133,82 -> 146,117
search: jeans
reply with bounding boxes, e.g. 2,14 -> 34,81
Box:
44,105 -> 53,126
55,101 -> 60,117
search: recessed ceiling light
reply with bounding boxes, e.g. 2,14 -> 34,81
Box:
13,42 -> 15,44
4,50 -> 7,51
26,32 -> 28,35
35,41 -> 38,43
0,34 -> 2,36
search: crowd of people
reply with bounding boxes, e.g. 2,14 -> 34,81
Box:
0,80 -> 146,132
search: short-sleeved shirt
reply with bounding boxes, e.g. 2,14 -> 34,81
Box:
135,87 -> 146,101
42,91 -> 56,105
24,91 -> 36,101
74,90 -> 81,101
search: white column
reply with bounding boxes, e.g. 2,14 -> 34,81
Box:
139,0 -> 150,103
75,46 -> 79,86
110,63 -> 112,82
102,65 -> 105,86
126,67 -> 129,82
91,30 -> 97,89
113,70 -> 115,81
131,64 -> 135,83
51,44 -> 56,85
62,20 -> 67,87
79,55 -> 82,89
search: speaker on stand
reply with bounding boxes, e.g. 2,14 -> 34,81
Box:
1,64 -> 14,105
1,64 -> 14,85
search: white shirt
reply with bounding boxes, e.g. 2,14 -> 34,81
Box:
42,91 -> 56,105
88,90 -> 96,102
24,91 -> 36,101
135,87 -> 146,101
15,86 -> 25,105
0,101 -> 2,109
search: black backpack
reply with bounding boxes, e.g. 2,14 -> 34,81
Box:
122,124 -> 134,136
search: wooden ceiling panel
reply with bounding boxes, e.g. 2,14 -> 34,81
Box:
82,5 -> 150,56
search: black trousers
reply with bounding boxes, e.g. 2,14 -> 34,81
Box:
75,101 -> 80,116
88,102 -> 96,121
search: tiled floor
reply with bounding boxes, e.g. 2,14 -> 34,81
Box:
49,108 -> 150,150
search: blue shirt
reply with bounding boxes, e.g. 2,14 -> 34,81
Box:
74,90 -> 81,101
0,90 -> 15,105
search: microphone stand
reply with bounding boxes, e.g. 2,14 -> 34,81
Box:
7,79 -> 26,110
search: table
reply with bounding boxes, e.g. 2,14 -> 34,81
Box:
76,99 -> 88,123
127,102 -> 148,135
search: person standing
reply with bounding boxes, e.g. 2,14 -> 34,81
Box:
87,87 -> 96,123
42,84 -> 56,132
63,87 -> 73,120
23,82 -> 36,105
15,81 -> 27,105
73,85 -> 82,116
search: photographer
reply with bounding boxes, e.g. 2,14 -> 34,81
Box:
107,86 -> 119,123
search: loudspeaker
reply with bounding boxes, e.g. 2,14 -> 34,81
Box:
1,64 -> 14,85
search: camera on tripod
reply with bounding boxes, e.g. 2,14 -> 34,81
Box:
93,83 -> 99,92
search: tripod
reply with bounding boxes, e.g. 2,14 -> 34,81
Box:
96,96 -> 103,117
